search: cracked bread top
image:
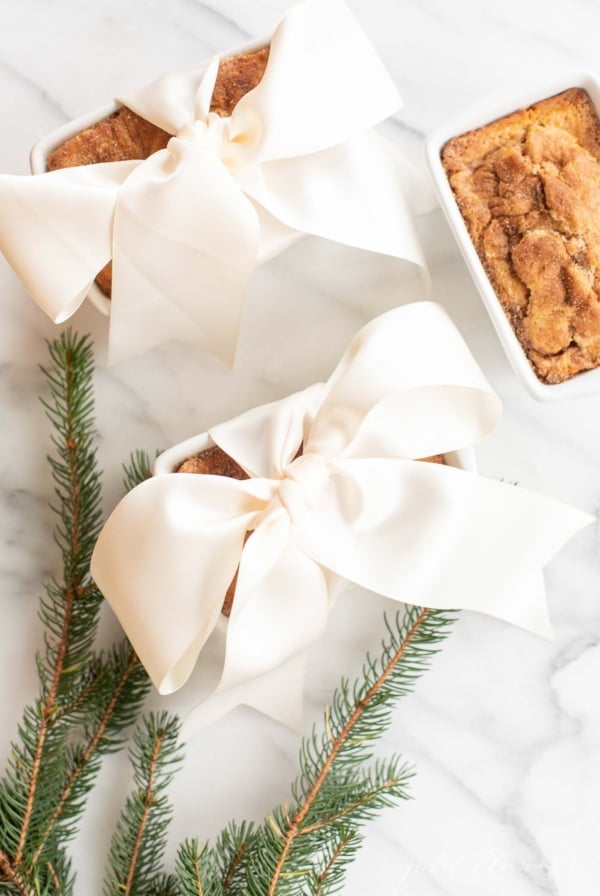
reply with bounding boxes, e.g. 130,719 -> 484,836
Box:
442,87 -> 600,384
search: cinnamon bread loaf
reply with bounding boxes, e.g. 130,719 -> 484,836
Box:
442,88 -> 600,384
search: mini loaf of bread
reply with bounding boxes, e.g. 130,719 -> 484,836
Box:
442,88 -> 600,384
176,446 -> 446,617
47,48 -> 270,297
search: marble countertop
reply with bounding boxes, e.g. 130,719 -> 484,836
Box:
1,1 -> 599,893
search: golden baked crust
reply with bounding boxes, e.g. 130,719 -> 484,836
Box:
176,446 -> 445,616
176,444 -> 249,480
47,47 -> 270,298
442,87 -> 600,384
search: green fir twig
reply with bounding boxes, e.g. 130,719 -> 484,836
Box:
169,607 -> 455,896
104,713 -> 182,896
0,332 -> 151,896
123,450 -> 153,493
0,332 -> 104,893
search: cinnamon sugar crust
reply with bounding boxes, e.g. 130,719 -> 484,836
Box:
442,87 -> 600,384
176,445 -> 249,480
176,445 -> 445,616
46,47 -> 270,299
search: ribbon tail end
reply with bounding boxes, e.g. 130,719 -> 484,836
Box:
181,651 -> 308,739
241,652 -> 307,734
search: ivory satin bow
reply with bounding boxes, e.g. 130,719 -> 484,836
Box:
0,0 -> 429,365
91,303 -> 593,733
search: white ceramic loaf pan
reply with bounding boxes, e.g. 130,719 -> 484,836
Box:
425,71 -> 600,401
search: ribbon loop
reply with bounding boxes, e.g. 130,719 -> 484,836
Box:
193,55 -> 220,122
91,302 -> 594,731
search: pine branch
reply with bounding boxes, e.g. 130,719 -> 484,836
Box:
123,450 -> 153,493
311,828 -> 362,896
236,605 -> 456,896
143,874 -> 179,896
31,646 -> 150,867
175,840 -> 224,896
173,606 -> 455,896
0,849 -> 36,896
217,823 -> 254,894
0,332 -> 105,893
296,761 -> 411,836
0,333 -> 152,896
174,821 -> 256,896
104,713 -> 183,896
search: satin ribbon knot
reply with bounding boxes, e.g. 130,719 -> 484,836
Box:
91,302 -> 594,734
168,103 -> 251,173
0,0 -> 430,365
275,453 -> 330,523
170,116 -> 228,153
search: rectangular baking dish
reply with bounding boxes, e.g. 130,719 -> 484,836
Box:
425,71 -> 600,401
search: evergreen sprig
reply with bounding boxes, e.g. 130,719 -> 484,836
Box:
176,840 -> 224,896
0,332 -> 104,893
0,332 -> 151,896
153,607 -> 455,896
197,606 -> 456,896
105,713 -> 183,896
123,450 -> 153,493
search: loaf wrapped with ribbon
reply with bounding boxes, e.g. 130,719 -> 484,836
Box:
0,0 -> 428,365
91,302 -> 593,733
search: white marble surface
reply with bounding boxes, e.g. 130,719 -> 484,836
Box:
1,1 -> 600,893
